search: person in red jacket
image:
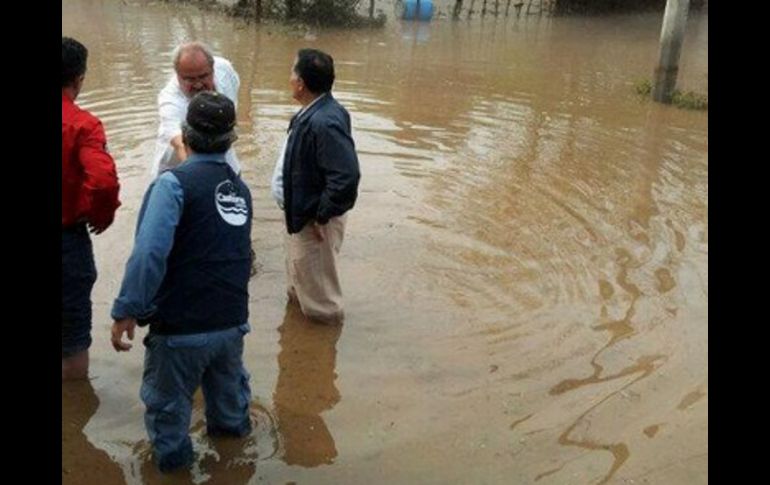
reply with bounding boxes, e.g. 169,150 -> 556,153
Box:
62,37 -> 121,380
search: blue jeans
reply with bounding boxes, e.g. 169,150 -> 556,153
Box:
140,324 -> 252,472
62,224 -> 97,357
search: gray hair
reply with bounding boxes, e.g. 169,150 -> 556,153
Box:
173,42 -> 215,71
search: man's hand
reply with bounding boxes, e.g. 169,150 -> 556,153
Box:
311,221 -> 325,242
170,134 -> 189,163
87,216 -> 113,235
111,318 -> 137,352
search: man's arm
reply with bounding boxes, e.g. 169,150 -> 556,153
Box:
157,88 -> 188,170
111,173 -> 184,351
79,117 -> 121,233
315,118 -> 361,226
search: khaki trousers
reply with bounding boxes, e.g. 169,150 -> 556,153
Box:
285,215 -> 347,323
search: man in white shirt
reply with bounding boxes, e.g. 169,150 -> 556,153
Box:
151,42 -> 241,178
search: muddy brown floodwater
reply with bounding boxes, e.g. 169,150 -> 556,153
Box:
63,1 -> 707,483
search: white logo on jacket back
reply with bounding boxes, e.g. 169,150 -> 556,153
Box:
214,180 -> 248,226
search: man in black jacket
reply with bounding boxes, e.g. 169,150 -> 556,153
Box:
270,48 -> 360,324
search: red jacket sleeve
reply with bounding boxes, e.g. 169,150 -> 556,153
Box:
78,117 -> 121,229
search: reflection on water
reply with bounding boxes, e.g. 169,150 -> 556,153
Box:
274,304 -> 342,467
62,381 -> 125,485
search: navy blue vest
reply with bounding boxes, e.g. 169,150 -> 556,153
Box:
149,159 -> 252,335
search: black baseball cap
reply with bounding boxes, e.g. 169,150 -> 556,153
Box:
185,91 -> 236,135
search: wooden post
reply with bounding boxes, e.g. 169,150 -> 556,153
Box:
369,0 -> 374,18
454,0 -> 464,19
652,0 -> 691,103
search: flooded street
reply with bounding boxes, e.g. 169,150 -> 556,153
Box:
62,1 -> 707,483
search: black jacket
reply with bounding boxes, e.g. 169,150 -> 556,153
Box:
283,93 -> 360,234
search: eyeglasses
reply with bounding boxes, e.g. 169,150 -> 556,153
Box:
180,71 -> 213,85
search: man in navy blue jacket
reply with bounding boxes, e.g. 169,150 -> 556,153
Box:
270,48 -> 361,324
111,92 -> 253,472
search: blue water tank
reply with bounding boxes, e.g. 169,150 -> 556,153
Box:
403,0 -> 434,21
